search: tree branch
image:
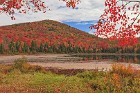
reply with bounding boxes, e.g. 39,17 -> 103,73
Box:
121,0 -> 140,2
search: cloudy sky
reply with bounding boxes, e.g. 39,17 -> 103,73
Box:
0,0 -> 105,32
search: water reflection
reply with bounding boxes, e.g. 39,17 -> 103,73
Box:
71,54 -> 140,64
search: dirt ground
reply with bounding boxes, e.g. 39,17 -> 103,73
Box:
30,62 -> 140,71
0,54 -> 140,71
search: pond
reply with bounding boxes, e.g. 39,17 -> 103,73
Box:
70,54 -> 140,64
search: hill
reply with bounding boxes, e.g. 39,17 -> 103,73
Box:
0,20 -> 107,54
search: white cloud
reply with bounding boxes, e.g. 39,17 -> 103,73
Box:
0,0 -> 105,26
88,30 -> 95,35
76,21 -> 97,25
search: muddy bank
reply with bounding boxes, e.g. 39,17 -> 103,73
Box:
0,54 -> 139,71
30,62 -> 140,71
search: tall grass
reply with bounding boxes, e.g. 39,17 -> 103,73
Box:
0,59 -> 139,93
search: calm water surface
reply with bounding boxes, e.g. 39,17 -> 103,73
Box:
70,54 -> 140,64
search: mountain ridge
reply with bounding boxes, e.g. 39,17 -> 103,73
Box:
0,20 -> 140,54
0,20 -> 105,54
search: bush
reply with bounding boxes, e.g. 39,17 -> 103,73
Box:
0,64 -> 12,74
111,64 -> 136,77
12,57 -> 46,73
13,57 -> 27,69
76,71 -> 105,80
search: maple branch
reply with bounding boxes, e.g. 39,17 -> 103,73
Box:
121,1 -> 131,9
131,13 -> 140,26
115,12 -> 140,37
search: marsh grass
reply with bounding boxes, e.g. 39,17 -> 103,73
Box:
0,58 -> 139,93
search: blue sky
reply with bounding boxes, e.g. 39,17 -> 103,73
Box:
63,21 -> 97,33
0,0 -> 104,33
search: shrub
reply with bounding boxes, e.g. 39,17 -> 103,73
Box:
13,57 -> 27,69
110,64 -> 137,77
12,57 -> 46,73
76,71 -> 105,80
0,64 -> 12,74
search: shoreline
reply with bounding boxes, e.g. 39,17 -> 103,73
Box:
70,53 -> 140,56
0,54 -> 139,71
29,61 -> 140,71
0,53 -> 140,56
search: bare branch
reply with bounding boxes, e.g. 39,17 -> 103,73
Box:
121,0 -> 140,2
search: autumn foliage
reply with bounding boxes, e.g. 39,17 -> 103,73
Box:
0,20 -> 107,54
0,0 -> 79,20
0,20 -> 140,54
0,0 -> 140,47
0,62 -> 139,92
91,0 -> 140,47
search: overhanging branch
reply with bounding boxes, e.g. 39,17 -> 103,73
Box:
121,0 -> 140,2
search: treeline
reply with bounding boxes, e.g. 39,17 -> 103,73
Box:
97,46 -> 140,53
0,41 -> 93,54
0,40 -> 140,54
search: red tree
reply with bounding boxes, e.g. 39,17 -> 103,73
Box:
0,0 -> 80,20
90,0 -> 140,46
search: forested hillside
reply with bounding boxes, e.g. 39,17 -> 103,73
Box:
0,20 -> 140,54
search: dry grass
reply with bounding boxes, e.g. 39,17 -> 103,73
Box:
0,58 -> 139,93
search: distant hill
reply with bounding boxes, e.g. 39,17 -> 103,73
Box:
0,20 -> 108,54
0,20 -> 140,54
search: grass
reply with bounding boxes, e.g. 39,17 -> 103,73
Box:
0,58 -> 139,93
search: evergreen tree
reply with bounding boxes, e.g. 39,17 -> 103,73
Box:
39,43 -> 44,52
0,44 -> 4,54
22,43 -> 29,53
30,40 -> 37,53
15,42 -> 20,52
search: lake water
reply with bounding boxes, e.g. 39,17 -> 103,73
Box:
70,54 -> 140,64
